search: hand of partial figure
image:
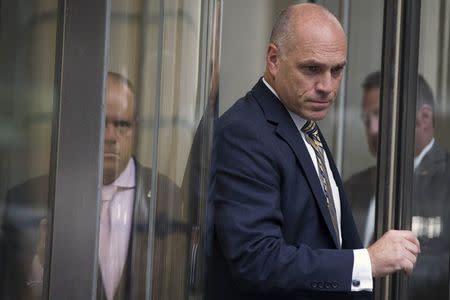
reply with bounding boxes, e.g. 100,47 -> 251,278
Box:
37,218 -> 47,266
367,230 -> 420,278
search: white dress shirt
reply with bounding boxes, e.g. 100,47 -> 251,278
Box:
262,78 -> 373,291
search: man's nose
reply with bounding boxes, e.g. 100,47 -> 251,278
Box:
316,72 -> 333,95
368,116 -> 379,136
104,122 -> 117,141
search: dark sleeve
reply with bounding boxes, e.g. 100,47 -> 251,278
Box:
1,178 -> 47,300
210,119 -> 354,294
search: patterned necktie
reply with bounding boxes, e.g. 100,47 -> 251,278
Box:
301,120 -> 341,248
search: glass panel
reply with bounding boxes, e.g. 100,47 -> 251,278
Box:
97,1 -> 160,298
406,1 -> 450,298
0,0 -> 59,299
151,1 -> 204,297
219,0 -> 305,115
98,0 -> 218,299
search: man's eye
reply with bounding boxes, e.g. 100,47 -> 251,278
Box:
113,120 -> 132,128
331,66 -> 344,76
303,65 -> 320,74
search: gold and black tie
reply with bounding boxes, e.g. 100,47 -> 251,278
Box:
302,120 -> 341,248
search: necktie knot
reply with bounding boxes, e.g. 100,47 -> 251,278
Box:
301,120 -> 317,133
301,120 -> 322,148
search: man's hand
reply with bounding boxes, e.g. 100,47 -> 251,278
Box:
27,218 -> 47,293
36,218 -> 47,266
368,230 -> 420,278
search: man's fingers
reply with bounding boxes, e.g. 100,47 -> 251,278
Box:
404,240 -> 420,257
402,259 -> 414,275
398,230 -> 421,250
402,248 -> 417,267
370,230 -> 421,278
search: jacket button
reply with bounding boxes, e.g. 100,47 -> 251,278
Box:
352,280 -> 361,287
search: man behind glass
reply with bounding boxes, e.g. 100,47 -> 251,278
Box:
0,72 -> 182,300
345,71 -> 450,299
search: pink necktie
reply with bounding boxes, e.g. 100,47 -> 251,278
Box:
99,185 -> 120,300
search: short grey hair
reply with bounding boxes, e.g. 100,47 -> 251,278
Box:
269,7 -> 294,53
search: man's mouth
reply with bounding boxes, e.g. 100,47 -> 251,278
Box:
104,152 -> 119,158
309,100 -> 331,110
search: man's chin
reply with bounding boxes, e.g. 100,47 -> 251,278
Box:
306,110 -> 329,121
103,163 -> 119,182
103,171 -> 117,185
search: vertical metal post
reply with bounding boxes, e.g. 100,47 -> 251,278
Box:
145,0 -> 164,298
48,0 -> 110,299
376,0 -> 421,299
334,0 -> 350,172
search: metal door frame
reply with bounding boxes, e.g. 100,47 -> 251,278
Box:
375,1 -> 421,299
46,0 -> 110,298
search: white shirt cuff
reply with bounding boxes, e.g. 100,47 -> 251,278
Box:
351,249 -> 373,291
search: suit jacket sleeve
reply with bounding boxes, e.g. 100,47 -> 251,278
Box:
211,117 -> 354,294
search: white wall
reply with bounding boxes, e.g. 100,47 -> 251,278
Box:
219,0 -> 304,114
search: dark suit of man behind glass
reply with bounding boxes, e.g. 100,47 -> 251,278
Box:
207,4 -> 421,300
0,72 -> 183,300
345,71 -> 450,299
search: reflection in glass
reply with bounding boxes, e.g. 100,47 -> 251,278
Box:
407,75 -> 450,300
409,1 -> 450,296
102,0 -> 219,299
344,71 -> 380,247
0,0 -> 59,299
345,69 -> 450,299
340,1 -> 450,298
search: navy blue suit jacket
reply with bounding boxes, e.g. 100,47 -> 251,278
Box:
207,79 -> 372,299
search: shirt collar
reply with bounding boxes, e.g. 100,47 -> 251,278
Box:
262,77 -> 308,131
106,158 -> 136,188
262,77 -> 280,99
414,138 -> 434,170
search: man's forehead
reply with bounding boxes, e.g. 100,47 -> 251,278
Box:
287,27 -> 347,61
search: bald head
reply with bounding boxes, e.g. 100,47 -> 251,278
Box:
264,3 -> 347,121
270,4 -> 346,55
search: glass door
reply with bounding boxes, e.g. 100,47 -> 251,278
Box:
100,0 -> 220,298
322,1 -> 450,299
405,0 -> 450,299
1,0 -> 221,298
0,0 -> 60,299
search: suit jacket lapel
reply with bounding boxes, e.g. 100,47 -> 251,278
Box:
252,79 -> 341,248
416,142 -> 447,176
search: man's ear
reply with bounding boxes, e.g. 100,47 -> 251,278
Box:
416,104 -> 433,129
266,43 -> 280,76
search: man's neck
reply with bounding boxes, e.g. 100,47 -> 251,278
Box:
103,158 -> 135,186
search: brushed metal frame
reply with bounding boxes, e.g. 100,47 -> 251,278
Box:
47,0 -> 110,298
